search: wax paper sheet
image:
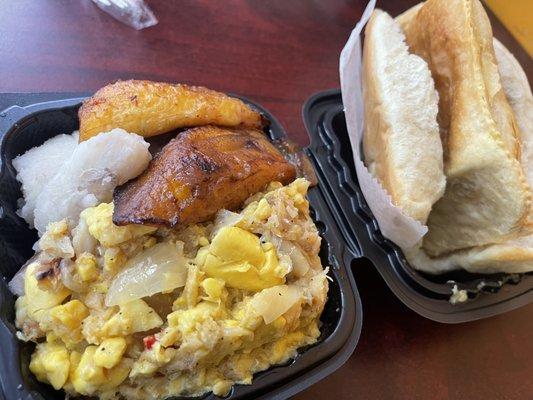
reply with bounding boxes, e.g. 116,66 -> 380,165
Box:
339,0 -> 427,249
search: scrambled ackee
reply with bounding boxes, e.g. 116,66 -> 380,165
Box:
15,179 -> 328,399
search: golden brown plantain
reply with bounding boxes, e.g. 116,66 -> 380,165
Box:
78,80 -> 263,141
113,126 -> 296,227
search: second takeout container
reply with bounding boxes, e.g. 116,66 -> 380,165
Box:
302,89 -> 533,323
0,93 -> 362,400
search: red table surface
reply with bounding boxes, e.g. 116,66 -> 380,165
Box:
1,1 -> 531,399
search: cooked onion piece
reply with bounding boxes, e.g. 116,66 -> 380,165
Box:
106,242 -> 189,306
250,285 -> 302,324
274,238 -> 311,278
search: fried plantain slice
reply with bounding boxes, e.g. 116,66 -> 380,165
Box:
78,80 -> 263,141
113,126 -> 296,227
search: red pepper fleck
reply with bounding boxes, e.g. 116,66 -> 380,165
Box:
143,335 -> 156,350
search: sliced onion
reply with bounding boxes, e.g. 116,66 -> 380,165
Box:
211,210 -> 243,239
60,259 -> 84,292
106,242 -> 189,307
250,285 -> 302,324
72,217 -> 97,256
271,236 -> 310,278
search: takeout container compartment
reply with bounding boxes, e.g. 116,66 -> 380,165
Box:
302,89 -> 533,323
0,95 -> 362,400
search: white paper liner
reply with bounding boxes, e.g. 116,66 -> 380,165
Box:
339,0 -> 427,250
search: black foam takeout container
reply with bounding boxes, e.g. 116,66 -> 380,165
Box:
0,93 -> 362,400
1,88 -> 532,400
303,89 -> 533,323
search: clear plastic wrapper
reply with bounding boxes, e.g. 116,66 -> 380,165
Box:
92,0 -> 158,30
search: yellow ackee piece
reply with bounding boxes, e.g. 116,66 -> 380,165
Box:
104,247 -> 126,273
71,346 -> 131,395
71,346 -> 106,394
50,300 -> 89,329
198,236 -> 210,247
24,263 -> 71,319
201,278 -> 225,301
75,253 -> 99,281
210,226 -> 265,266
167,302 -> 219,333
100,359 -> 131,390
81,202 -> 155,247
270,331 -> 306,362
94,337 -> 127,369
69,351 -> 81,377
102,299 -> 163,336
253,198 -> 272,220
202,226 -> 286,291
29,342 -> 70,390
194,246 -> 210,266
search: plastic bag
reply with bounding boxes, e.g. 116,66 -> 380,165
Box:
92,0 -> 158,30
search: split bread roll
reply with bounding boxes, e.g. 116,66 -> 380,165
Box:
406,34 -> 533,274
494,38 -> 533,192
404,234 -> 533,274
398,3 -> 533,192
402,0 -> 531,257
395,2 -> 533,273
362,9 -> 446,224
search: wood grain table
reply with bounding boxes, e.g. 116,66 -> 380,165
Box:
1,1 -> 532,399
